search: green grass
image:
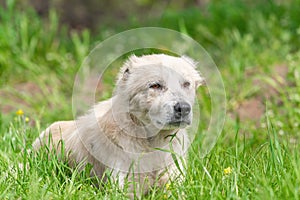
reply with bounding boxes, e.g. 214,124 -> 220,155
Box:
1,0 -> 300,199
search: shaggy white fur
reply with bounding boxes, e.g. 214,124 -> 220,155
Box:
33,54 -> 203,196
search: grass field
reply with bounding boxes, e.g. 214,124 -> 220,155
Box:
0,0 -> 300,199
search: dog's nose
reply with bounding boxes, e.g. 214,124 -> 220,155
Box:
174,102 -> 191,118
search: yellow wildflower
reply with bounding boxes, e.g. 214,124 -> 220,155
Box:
165,183 -> 171,190
25,117 -> 30,122
16,109 -> 24,116
224,167 -> 232,175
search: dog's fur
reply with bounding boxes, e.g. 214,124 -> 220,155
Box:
33,54 -> 203,195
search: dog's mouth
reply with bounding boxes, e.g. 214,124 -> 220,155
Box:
156,118 -> 191,129
168,119 -> 191,126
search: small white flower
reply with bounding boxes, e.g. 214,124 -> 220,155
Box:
279,130 -> 284,135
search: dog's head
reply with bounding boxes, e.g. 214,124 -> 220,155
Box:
116,54 -> 204,131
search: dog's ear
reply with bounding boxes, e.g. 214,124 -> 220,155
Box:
122,67 -> 131,81
118,54 -> 139,82
119,55 -> 134,81
195,73 -> 205,88
181,55 -> 205,88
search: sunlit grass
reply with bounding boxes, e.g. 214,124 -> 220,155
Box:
0,0 -> 300,199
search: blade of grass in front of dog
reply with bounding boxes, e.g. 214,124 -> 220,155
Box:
154,146 -> 184,176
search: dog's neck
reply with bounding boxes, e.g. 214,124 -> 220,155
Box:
126,112 -> 179,143
101,106 -> 180,151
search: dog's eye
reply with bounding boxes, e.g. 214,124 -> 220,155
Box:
183,81 -> 191,88
149,83 -> 162,90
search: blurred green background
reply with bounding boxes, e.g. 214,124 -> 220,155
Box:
1,0 -> 299,122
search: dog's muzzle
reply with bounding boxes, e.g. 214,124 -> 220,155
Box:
169,101 -> 191,126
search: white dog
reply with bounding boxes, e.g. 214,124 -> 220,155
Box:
33,54 -> 203,196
